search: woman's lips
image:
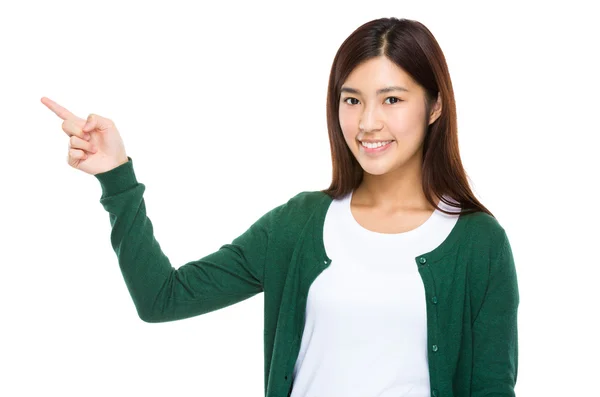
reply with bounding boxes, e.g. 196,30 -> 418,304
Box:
359,140 -> 394,155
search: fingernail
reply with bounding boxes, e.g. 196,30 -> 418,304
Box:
84,132 -> 91,140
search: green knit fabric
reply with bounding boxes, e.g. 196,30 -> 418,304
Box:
94,156 -> 519,397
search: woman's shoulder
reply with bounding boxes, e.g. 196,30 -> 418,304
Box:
276,190 -> 330,214
458,205 -> 506,236
269,190 -> 331,229
288,189 -> 331,204
459,210 -> 512,267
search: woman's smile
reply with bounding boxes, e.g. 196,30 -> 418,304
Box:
358,139 -> 395,155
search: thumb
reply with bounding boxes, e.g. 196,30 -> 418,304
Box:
82,114 -> 99,132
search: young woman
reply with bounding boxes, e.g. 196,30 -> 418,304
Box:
42,17 -> 519,397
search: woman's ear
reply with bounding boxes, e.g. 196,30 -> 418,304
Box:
428,93 -> 442,125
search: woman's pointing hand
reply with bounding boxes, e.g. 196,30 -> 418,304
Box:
41,96 -> 129,175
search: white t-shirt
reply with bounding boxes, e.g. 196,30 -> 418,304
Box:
291,189 -> 460,397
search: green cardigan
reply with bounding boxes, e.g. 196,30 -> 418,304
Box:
94,157 -> 519,397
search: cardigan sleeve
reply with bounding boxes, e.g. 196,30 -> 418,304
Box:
94,157 -> 281,323
471,231 -> 520,396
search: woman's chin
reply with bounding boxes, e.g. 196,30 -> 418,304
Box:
360,163 -> 394,176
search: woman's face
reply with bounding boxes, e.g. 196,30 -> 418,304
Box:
338,56 -> 441,177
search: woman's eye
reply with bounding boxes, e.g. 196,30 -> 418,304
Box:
385,97 -> 402,104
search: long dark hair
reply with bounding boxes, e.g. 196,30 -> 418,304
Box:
321,17 -> 493,217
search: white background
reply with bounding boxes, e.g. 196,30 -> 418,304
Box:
1,0 -> 598,395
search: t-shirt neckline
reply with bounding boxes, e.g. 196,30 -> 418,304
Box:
345,189 -> 442,241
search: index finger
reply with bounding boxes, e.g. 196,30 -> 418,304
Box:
40,97 -> 78,121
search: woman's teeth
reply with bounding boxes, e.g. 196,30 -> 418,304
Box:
361,140 -> 392,149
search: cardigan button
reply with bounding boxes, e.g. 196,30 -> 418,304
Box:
432,296 -> 438,304
419,257 -> 427,265
432,389 -> 438,397
432,344 -> 438,352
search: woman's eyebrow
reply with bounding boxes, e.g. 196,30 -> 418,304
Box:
340,86 -> 409,95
